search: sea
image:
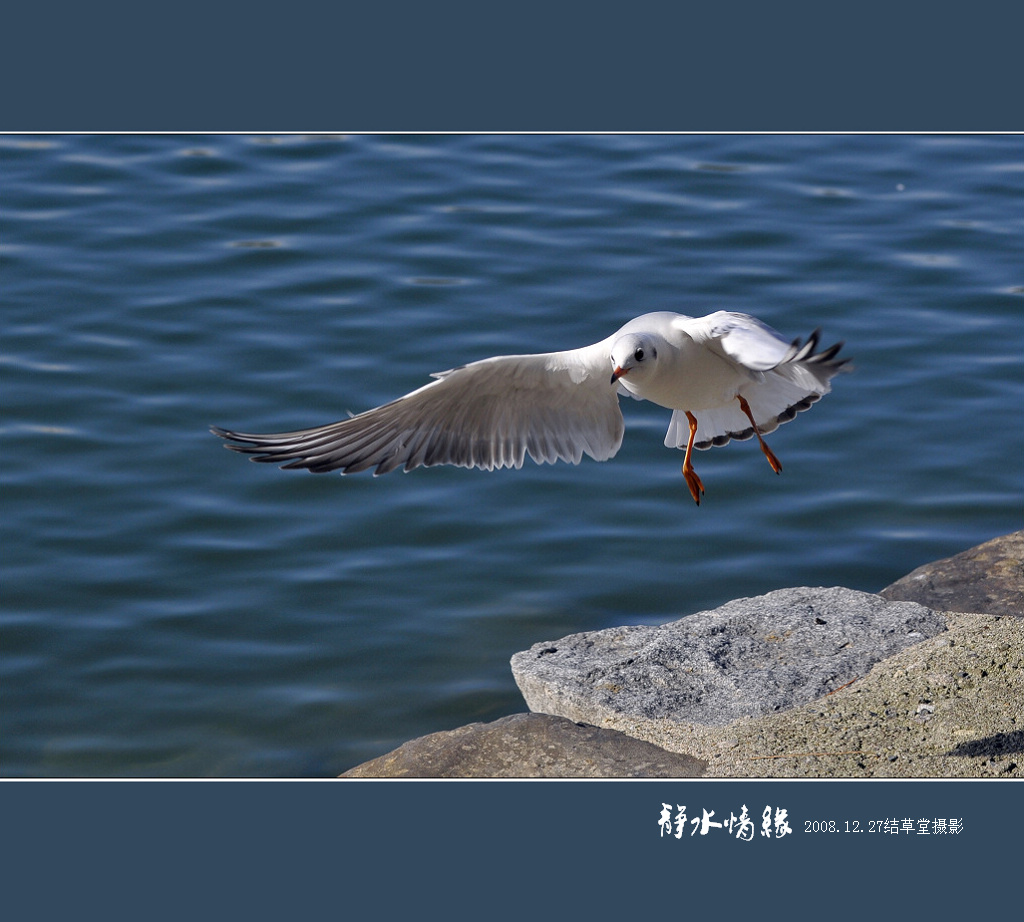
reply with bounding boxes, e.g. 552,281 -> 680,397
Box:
3,133 -> 1022,776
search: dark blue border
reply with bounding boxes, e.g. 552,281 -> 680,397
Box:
2,2 -> 1022,129
2,780 -> 1013,914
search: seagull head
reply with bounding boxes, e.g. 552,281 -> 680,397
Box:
610,332 -> 658,386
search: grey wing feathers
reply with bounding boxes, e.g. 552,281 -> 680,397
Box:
212,352 -> 625,476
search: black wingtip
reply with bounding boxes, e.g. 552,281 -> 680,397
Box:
210,425 -> 260,457
210,425 -> 242,448
780,328 -> 851,377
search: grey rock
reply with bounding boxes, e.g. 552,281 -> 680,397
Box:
511,587 -> 947,730
340,712 -> 707,778
689,611 -> 1024,778
880,530 -> 1024,618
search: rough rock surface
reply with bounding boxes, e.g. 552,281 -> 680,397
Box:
339,712 -> 707,778
511,587 -> 947,729
676,611 -> 1022,778
880,530 -> 1023,617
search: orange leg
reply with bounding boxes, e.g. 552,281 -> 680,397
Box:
736,394 -> 782,474
682,411 -> 705,505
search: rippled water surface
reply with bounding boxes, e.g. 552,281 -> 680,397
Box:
3,134 -> 1022,776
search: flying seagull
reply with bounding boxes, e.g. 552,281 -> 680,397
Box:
212,310 -> 848,505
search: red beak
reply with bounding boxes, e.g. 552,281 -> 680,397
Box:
610,366 -> 626,384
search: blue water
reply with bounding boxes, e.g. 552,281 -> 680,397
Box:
3,134 -> 1022,776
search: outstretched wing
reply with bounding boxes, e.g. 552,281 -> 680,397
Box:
667,311 -> 849,450
212,347 -> 625,475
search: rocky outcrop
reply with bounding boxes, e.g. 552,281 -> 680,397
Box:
340,712 -> 707,778
679,611 -> 1022,778
880,530 -> 1023,617
340,532 -> 1024,779
510,587 -> 946,729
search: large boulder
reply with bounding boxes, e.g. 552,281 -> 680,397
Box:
339,712 -> 707,778
511,587 -> 946,730
880,530 -> 1023,617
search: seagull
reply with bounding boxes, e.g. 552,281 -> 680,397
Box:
212,311 -> 848,505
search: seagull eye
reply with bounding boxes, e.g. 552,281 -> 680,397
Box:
634,347 -> 645,362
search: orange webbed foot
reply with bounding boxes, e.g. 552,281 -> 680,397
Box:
760,440 -> 782,475
683,464 -> 705,505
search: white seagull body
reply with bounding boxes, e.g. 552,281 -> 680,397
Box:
213,311 -> 848,504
